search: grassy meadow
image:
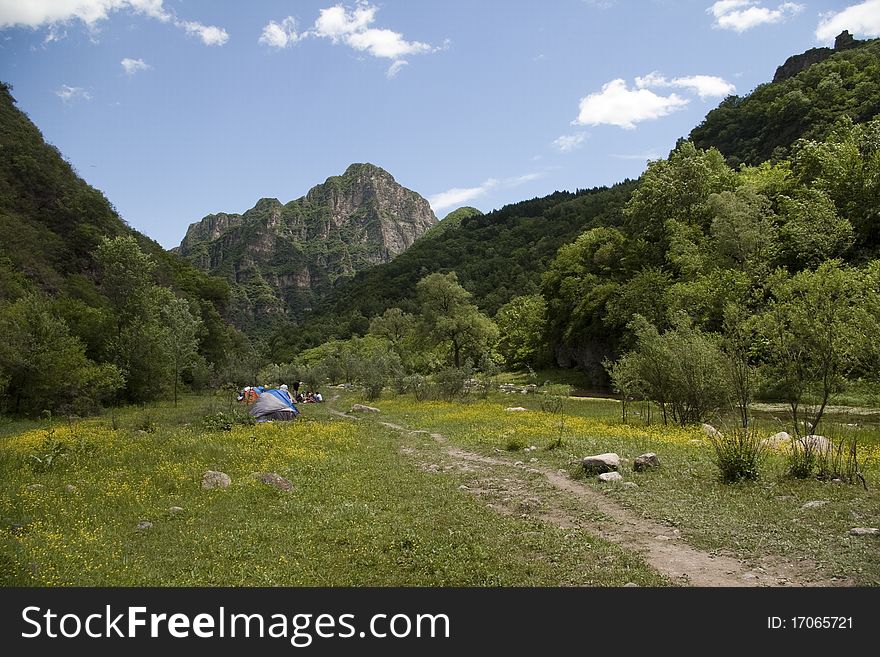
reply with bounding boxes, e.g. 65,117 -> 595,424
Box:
1,387 -> 878,586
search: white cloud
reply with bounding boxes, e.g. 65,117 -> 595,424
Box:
636,72 -> 736,100
708,1 -> 803,32
55,85 -> 91,102
256,4 -> 440,75
312,3 -> 432,58
178,20 -> 228,46
302,2 -> 438,75
0,0 -> 170,28
816,1 -> 880,42
611,151 -> 662,161
121,57 -> 150,75
429,180 -> 498,213
509,172 -> 546,185
259,16 -> 300,49
553,132 -> 588,152
428,173 -> 545,213
0,1 -> 229,47
574,79 -> 689,129
386,59 -> 408,78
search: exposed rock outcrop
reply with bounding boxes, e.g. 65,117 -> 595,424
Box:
176,163 -> 437,327
773,31 -> 863,83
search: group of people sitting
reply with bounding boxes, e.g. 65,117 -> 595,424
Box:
237,382 -> 323,422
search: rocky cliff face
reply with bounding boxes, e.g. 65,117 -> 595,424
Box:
176,163 -> 437,328
773,31 -> 862,83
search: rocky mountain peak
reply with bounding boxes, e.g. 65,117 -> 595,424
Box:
175,163 -> 437,328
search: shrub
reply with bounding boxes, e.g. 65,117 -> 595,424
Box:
202,410 -> 255,432
815,436 -> 867,488
613,314 -> 731,425
433,366 -> 472,401
709,425 -> 765,482
787,438 -> 816,479
403,374 -> 431,401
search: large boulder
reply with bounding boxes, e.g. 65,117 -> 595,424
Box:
582,453 -> 620,475
201,470 -> 231,490
633,453 -> 660,472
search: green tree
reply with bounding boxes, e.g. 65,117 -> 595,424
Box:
617,314 -> 730,425
417,272 -> 498,368
160,296 -> 204,406
495,294 -> 548,368
624,141 -> 736,262
94,236 -> 173,402
756,262 -> 877,437
0,294 -> 122,414
777,189 -> 854,268
707,186 -> 779,279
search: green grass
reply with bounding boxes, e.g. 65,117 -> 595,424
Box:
0,392 -> 665,586
4,388 -> 879,586
364,391 -> 880,585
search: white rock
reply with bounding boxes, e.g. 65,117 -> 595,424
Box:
169,506 -> 184,514
350,404 -> 380,413
802,435 -> 832,452
201,470 -> 231,490
505,407 -> 528,412
762,431 -> 791,449
136,521 -> 153,531
582,453 -> 620,474
701,423 -> 723,439
849,528 -> 879,536
801,500 -> 830,510
598,472 -> 623,482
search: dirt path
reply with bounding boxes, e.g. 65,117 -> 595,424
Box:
334,411 -> 838,587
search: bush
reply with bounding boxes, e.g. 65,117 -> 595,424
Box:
709,425 -> 765,482
202,410 -> 255,432
613,314 -> 731,425
787,439 -> 816,479
433,366 -> 472,401
403,374 -> 431,401
816,437 -> 867,488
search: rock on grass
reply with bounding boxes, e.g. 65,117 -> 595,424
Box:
350,404 -> 380,413
202,471 -> 231,490
633,453 -> 660,472
257,472 -> 293,492
582,453 -> 620,474
849,528 -> 879,536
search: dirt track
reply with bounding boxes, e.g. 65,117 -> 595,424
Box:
334,409 -> 843,587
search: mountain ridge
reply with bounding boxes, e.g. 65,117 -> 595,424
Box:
176,162 -> 437,329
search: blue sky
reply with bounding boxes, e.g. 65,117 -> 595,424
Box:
1,0 -> 878,248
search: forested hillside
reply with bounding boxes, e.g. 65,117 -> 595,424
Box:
690,37 -> 880,166
0,83 -> 247,414
265,35 -> 880,396
268,182 -> 636,360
